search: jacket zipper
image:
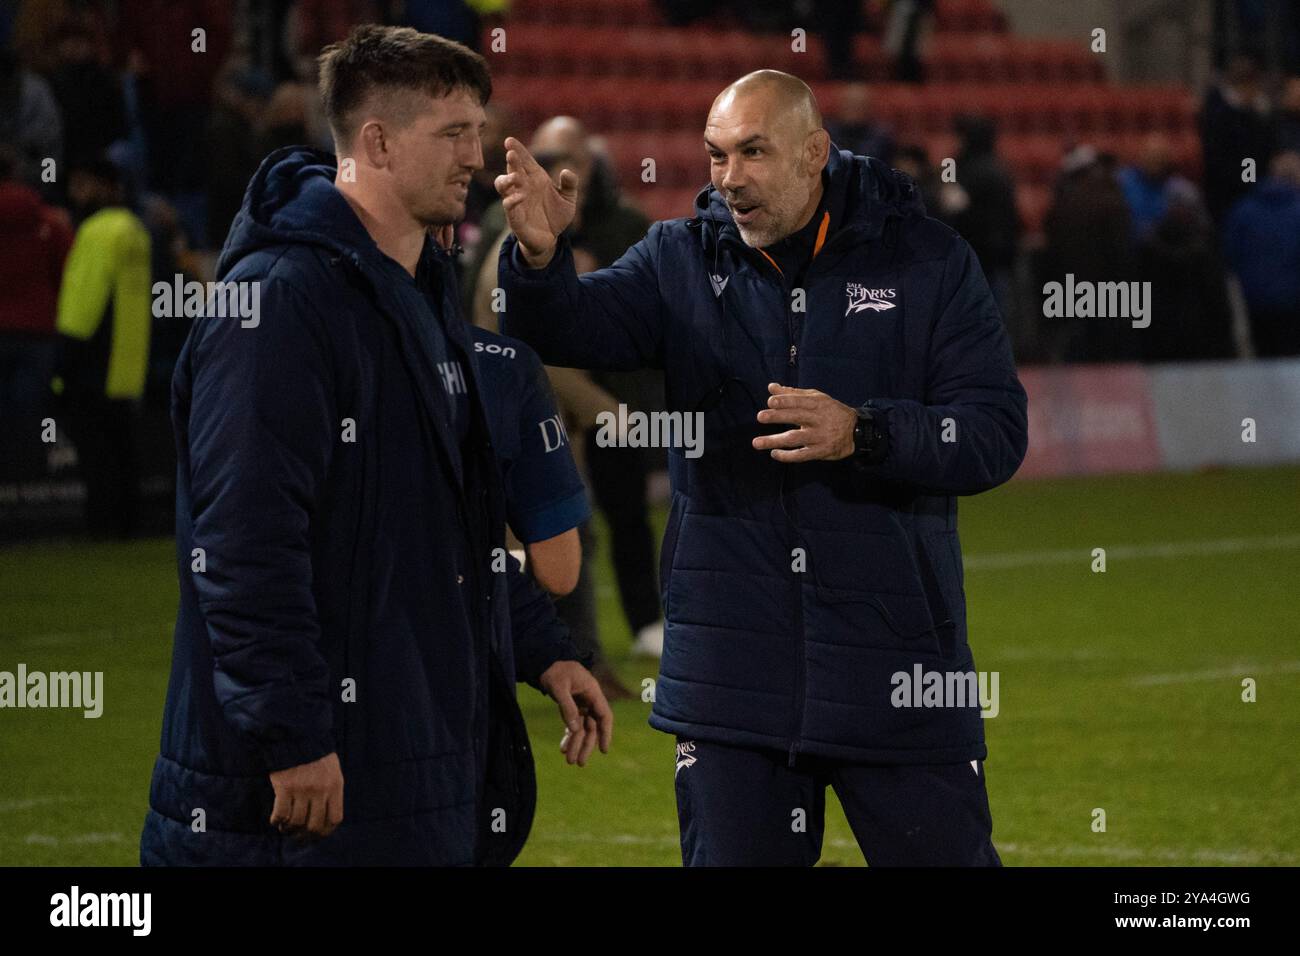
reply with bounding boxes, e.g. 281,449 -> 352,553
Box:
785,472 -> 805,768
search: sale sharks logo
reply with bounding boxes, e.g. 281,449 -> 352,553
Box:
675,740 -> 697,776
846,282 -> 897,315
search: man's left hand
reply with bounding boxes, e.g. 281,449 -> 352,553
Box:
539,660 -> 613,767
753,383 -> 857,463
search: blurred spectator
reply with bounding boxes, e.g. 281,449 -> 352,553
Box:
813,0 -> 865,82
0,144 -> 73,415
1118,133 -> 1204,242
45,18 -> 128,178
826,84 -> 895,165
883,0 -> 934,83
1038,149 -> 1137,362
0,47 -> 62,199
139,195 -> 202,405
654,0 -> 861,79
289,0 -> 382,75
258,81 -> 313,155
11,0 -> 112,74
1137,195 -> 1236,361
1200,55 -> 1275,222
54,155 -> 152,538
946,115 -> 1020,313
116,0 -> 233,240
1222,150 -> 1300,356
530,118 -> 665,662
892,143 -> 943,215
204,64 -> 275,249
471,117 -> 661,689
400,0 -> 505,50
1276,75 -> 1300,154
0,0 -> 13,50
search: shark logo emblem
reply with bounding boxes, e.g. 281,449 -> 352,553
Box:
709,273 -> 729,297
846,282 -> 897,315
675,740 -> 697,776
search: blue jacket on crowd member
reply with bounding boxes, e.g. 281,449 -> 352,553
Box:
500,145 -> 1027,765
140,146 -> 583,867
1223,176 -> 1300,313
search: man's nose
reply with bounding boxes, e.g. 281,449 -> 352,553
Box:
719,159 -> 744,193
463,134 -> 485,171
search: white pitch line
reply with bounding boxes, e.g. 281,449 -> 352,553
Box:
1132,660 -> 1300,686
963,533 -> 1300,572
1,621 -> 173,644
994,842 -> 1300,866
18,832 -> 125,846
531,832 -> 1297,865
0,796 -> 86,814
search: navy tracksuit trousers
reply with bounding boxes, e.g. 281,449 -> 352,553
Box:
673,737 -> 1002,867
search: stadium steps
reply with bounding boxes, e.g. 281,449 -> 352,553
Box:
487,0 -> 1199,236
492,27 -> 1104,85
598,129 -> 1202,191
492,77 -> 1196,137
507,0 -> 1008,34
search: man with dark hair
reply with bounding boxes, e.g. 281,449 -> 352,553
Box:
497,70 -> 1027,866
141,25 -> 611,867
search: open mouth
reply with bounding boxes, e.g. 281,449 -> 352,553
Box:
730,203 -> 761,225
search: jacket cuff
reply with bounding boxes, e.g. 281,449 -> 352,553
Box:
520,637 -> 591,693
850,402 -> 891,471
507,234 -> 572,279
257,731 -> 337,773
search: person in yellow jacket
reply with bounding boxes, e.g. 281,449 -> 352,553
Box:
55,156 -> 151,538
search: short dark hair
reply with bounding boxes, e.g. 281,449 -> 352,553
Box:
317,24 -> 492,147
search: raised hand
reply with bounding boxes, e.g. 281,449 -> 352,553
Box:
494,136 -> 578,269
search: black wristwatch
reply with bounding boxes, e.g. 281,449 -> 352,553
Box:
852,405 -> 889,465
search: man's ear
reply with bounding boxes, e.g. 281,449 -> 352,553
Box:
359,120 -> 389,169
808,128 -> 831,173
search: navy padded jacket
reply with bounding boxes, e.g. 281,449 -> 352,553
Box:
500,146 -> 1028,764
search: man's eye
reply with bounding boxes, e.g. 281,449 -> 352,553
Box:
745,147 -> 761,157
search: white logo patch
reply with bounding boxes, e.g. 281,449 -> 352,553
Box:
709,273 -> 729,297
675,740 -> 697,776
846,282 -> 897,315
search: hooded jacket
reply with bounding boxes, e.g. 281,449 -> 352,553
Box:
500,146 -> 1027,764
141,147 -> 580,866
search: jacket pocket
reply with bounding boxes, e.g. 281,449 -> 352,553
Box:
809,530 -> 944,655
815,587 -> 944,655
918,530 -> 963,657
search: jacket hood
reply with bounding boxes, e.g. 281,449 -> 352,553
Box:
690,144 -> 925,253
216,146 -> 384,281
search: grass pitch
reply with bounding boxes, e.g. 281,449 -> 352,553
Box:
2,466 -> 1297,865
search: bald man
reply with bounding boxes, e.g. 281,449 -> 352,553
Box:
496,70 -> 1028,866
